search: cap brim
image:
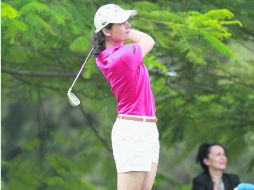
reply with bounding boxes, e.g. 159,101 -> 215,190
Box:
94,10 -> 136,33
128,10 -> 137,16
111,10 -> 136,24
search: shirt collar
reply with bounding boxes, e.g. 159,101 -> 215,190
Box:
98,45 -> 122,60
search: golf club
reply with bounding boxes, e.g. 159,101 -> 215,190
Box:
67,47 -> 94,106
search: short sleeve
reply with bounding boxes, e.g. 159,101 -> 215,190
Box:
120,43 -> 143,70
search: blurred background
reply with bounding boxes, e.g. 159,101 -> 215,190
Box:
1,0 -> 254,189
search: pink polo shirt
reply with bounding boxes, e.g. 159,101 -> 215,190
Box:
96,43 -> 156,116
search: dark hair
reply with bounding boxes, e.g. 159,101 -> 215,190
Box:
93,23 -> 113,57
196,143 -> 228,173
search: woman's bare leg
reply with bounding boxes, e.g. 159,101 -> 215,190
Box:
117,171 -> 146,190
141,163 -> 158,190
117,163 -> 158,190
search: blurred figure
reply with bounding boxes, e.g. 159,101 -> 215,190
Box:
234,183 -> 254,190
192,143 -> 240,190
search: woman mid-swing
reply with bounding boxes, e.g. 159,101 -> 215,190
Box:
93,4 -> 160,190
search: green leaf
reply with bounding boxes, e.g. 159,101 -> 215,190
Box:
1,3 -> 19,19
132,1 -> 161,11
69,35 -> 90,53
47,176 -> 65,186
204,9 -> 234,20
201,31 -> 237,59
20,2 -> 49,14
144,55 -> 168,75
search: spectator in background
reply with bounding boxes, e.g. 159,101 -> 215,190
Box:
192,143 -> 240,190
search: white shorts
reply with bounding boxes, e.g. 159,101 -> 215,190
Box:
111,114 -> 160,173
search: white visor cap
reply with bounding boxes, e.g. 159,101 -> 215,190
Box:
94,4 -> 136,33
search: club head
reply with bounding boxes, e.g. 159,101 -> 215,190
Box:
67,90 -> 80,106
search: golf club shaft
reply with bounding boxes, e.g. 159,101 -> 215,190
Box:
68,47 -> 94,92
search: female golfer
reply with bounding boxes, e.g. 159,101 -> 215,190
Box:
93,4 -> 160,190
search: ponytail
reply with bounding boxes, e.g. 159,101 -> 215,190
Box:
93,23 -> 113,57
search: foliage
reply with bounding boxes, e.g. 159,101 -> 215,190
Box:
133,2 -> 241,65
